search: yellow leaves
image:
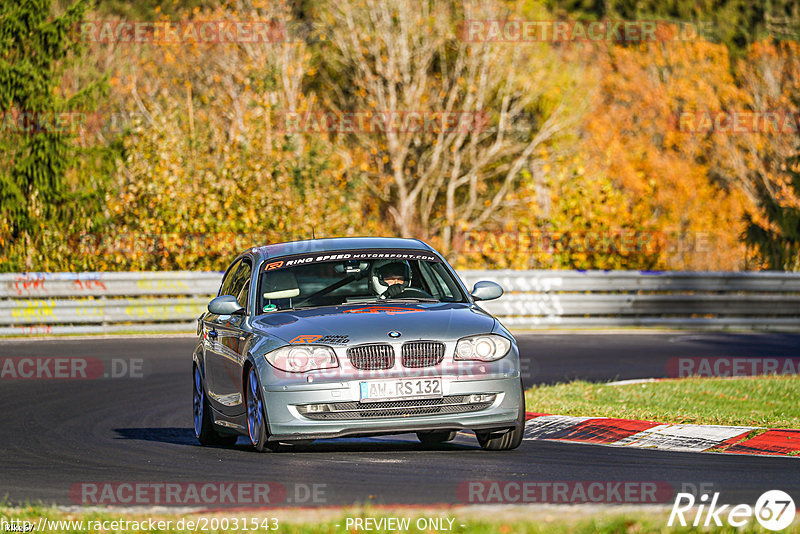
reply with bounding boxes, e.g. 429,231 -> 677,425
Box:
16,2 -> 785,274
574,37 -> 755,269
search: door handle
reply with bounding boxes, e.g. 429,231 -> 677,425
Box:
207,330 -> 218,340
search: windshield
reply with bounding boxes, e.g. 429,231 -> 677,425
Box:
257,250 -> 467,312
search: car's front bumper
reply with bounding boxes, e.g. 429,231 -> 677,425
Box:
262,374 -> 522,441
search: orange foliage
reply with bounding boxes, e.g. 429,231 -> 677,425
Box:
578,38 -> 751,270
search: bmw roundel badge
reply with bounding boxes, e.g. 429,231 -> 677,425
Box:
388,331 -> 401,338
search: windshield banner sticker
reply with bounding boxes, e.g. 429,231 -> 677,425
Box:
263,249 -> 439,271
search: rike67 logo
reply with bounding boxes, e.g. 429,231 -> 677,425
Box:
669,490 -> 796,531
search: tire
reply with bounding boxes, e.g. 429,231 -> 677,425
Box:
476,380 -> 526,451
416,430 -> 457,446
245,366 -> 282,452
193,366 -> 238,446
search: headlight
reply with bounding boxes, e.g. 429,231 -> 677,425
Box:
264,345 -> 339,373
454,334 -> 511,362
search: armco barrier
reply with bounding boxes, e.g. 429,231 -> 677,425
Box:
1,270 -> 799,335
459,270 -> 800,329
0,272 -> 221,335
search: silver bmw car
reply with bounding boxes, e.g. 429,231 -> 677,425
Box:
192,237 -> 525,451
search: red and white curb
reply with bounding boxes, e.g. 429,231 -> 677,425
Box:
524,413 -> 800,457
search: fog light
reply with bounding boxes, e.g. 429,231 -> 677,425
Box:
468,394 -> 495,403
304,404 -> 330,413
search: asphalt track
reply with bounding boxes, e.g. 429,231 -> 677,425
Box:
1,333 -> 799,508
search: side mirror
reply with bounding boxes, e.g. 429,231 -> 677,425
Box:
208,295 -> 245,315
471,281 -> 504,302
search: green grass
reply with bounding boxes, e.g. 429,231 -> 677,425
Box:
1,504 -> 796,533
524,375 -> 800,429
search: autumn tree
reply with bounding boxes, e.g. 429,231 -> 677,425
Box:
0,0 -> 108,271
744,147 -> 800,270
578,37 -> 751,270
738,42 -> 800,269
94,0 -> 382,270
318,0 -> 579,255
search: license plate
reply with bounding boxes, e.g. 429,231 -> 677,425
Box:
359,378 -> 443,402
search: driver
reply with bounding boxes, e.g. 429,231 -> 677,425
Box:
374,261 -> 411,299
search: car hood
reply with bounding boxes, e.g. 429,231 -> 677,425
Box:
251,302 -> 495,345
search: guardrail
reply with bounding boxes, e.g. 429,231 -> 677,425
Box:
460,271 -> 800,329
0,272 -> 221,335
2,270 -> 799,335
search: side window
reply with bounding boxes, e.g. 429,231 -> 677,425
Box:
425,262 -> 458,301
230,259 -> 252,308
236,279 -> 251,312
218,259 -> 242,296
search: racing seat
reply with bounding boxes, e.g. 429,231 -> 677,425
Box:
262,270 -> 300,310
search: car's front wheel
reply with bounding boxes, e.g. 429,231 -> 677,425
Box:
246,366 -> 281,452
476,380 -> 526,451
193,366 -> 237,446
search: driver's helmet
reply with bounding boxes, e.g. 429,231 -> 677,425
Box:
371,260 -> 411,295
